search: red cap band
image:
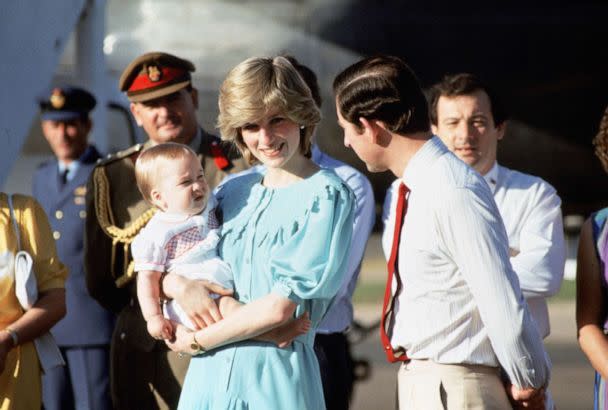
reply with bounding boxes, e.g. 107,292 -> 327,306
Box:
128,66 -> 190,93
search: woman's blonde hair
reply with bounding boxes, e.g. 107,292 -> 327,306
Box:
135,142 -> 198,204
217,56 -> 321,165
593,105 -> 608,174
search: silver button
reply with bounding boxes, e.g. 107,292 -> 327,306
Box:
53,231 -> 61,240
55,210 -> 63,220
79,210 -> 86,219
120,332 -> 126,340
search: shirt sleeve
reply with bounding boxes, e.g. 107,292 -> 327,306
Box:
270,183 -> 355,304
18,196 -> 67,292
331,172 -> 375,302
131,227 -> 167,272
438,184 -> 550,389
510,185 -> 565,298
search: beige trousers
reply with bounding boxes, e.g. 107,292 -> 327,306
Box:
397,360 -> 512,410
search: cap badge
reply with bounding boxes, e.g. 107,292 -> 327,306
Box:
147,65 -> 162,82
50,88 -> 65,109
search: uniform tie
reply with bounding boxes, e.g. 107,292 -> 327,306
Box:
380,182 -> 409,363
60,168 -> 69,185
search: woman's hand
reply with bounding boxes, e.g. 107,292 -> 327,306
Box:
163,275 -> 233,329
165,323 -> 195,354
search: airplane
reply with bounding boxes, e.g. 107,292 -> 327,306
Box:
2,0 -> 607,220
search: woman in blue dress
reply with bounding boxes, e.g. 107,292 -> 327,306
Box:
165,55 -> 355,409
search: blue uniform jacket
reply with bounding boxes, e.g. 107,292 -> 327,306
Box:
33,145 -> 115,346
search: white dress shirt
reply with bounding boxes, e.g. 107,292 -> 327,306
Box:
483,163 -> 565,337
384,162 -> 565,338
381,137 -> 549,389
58,160 -> 80,183
220,144 -> 375,333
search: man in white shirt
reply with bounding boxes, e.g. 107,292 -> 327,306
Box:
334,55 -> 550,409
386,72 -> 565,337
382,72 -> 565,408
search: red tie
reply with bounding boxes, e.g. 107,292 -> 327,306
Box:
380,182 -> 409,363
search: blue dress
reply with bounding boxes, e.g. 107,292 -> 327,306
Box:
178,170 -> 355,410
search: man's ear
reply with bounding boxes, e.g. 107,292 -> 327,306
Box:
130,103 -> 144,126
359,117 -> 380,143
431,124 -> 438,135
360,117 -> 391,145
83,118 -> 93,135
190,88 -> 199,110
496,121 -> 507,141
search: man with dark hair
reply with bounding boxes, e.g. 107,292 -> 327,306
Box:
334,56 -> 550,409
35,85 -> 114,410
393,72 -> 565,344
392,71 -> 564,408
84,52 -> 246,410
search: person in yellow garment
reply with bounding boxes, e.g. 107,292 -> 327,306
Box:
0,193 -> 67,410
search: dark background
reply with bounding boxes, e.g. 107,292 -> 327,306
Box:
305,0 -> 608,217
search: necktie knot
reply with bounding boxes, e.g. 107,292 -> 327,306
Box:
60,168 -> 69,185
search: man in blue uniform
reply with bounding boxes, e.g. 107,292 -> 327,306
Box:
34,86 -> 114,410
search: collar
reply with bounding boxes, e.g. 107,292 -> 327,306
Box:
58,160 -> 80,182
401,136 -> 449,191
311,144 -> 323,163
483,162 -> 499,194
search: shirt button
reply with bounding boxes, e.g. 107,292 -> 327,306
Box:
53,231 -> 61,240
120,332 -> 126,340
55,210 -> 63,220
79,210 -> 86,219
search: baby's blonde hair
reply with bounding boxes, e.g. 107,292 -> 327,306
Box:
135,142 -> 198,204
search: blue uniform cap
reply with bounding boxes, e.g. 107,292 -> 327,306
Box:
39,86 -> 97,121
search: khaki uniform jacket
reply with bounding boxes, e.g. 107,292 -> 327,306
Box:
84,129 -> 246,409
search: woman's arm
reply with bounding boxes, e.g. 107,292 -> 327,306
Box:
161,274 -> 233,328
166,292 -> 297,354
576,218 -> 608,379
0,288 -> 66,373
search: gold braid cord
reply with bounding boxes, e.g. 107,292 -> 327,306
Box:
93,166 -> 156,288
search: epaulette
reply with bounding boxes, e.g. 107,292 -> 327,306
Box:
95,143 -> 144,167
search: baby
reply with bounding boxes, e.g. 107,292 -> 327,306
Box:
132,142 -> 308,344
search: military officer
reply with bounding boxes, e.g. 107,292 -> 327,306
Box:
34,86 -> 114,410
84,52 -> 247,410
